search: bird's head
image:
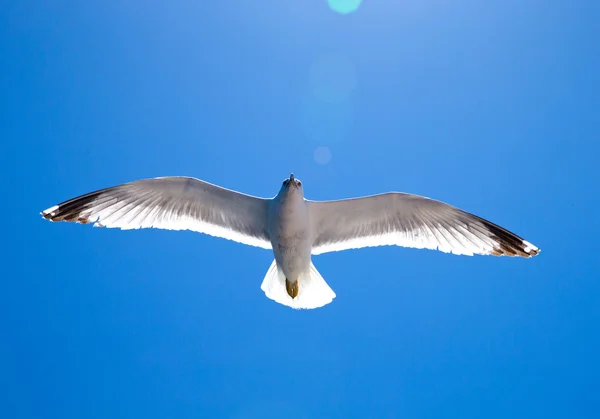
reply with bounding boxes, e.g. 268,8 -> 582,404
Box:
279,173 -> 304,197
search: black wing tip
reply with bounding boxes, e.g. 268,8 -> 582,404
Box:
524,242 -> 541,257
491,239 -> 540,258
41,210 -> 94,225
468,213 -> 540,259
41,189 -> 106,224
41,205 -> 59,221
40,203 -> 92,224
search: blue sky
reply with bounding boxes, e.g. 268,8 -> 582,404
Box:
2,1 -> 599,418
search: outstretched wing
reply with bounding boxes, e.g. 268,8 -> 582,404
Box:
308,193 -> 539,257
42,176 -> 272,249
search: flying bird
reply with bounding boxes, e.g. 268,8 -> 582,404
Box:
41,174 -> 539,309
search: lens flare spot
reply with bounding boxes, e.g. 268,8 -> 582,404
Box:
314,146 -> 332,165
309,55 -> 358,104
327,0 -> 362,14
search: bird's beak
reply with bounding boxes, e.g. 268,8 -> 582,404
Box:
290,173 -> 295,182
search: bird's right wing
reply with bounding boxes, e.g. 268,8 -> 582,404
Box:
308,192 -> 539,257
41,176 -> 272,249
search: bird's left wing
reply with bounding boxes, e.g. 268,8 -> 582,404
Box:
41,176 -> 272,249
308,193 -> 539,257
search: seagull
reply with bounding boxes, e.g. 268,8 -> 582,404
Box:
41,174 -> 539,309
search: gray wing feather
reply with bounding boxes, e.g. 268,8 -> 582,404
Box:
41,176 -> 271,249
308,193 -> 539,257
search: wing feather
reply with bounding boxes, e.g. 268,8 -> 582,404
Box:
41,176 -> 272,249
308,193 -> 539,257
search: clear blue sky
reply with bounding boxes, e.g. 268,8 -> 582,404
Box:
2,1 -> 599,418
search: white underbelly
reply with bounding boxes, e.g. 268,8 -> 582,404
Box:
268,191 -> 313,281
273,237 -> 312,280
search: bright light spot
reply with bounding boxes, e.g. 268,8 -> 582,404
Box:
309,55 -> 358,104
314,146 -> 332,164
327,0 -> 362,14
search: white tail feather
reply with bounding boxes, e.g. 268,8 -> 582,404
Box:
260,260 -> 336,309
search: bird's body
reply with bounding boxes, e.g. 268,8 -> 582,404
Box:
41,174 -> 539,309
268,175 -> 312,287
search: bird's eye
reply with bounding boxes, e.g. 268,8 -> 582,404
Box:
297,181 -> 302,186
283,180 -> 288,186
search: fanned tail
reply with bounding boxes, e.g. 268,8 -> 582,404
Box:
260,260 -> 336,309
